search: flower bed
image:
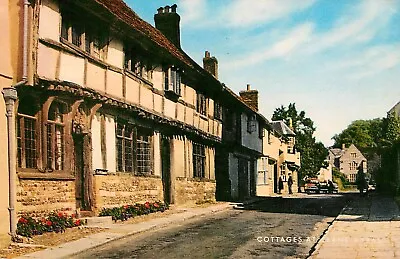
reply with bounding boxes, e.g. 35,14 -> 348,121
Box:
99,201 -> 168,222
17,212 -> 82,238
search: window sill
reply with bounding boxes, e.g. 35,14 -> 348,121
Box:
164,90 -> 181,102
176,177 -> 216,183
197,113 -> 208,121
125,69 -> 153,87
18,171 -> 75,180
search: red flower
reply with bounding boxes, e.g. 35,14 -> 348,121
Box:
153,202 -> 160,208
123,205 -> 129,209
58,212 -> 64,218
46,220 -> 52,226
75,219 -> 81,226
71,213 -> 76,218
41,218 -> 47,223
18,217 -> 28,224
144,202 -> 150,209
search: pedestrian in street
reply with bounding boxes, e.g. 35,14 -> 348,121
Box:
328,179 -> 334,194
288,174 -> 293,194
278,176 -> 284,194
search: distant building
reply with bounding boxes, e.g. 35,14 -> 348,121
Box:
328,144 -> 367,183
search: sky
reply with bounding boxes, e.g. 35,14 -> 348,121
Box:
126,0 -> 400,147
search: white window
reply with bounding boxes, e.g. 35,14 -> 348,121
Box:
257,157 -> 268,185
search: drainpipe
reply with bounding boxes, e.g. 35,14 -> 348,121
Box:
2,0 -> 30,240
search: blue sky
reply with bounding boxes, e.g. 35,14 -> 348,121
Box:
126,0 -> 400,146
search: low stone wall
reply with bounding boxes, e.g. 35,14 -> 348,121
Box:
17,179 -> 76,216
175,178 -> 216,205
94,174 -> 164,212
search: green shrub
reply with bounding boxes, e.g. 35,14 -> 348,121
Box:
17,212 -> 82,238
99,201 -> 168,222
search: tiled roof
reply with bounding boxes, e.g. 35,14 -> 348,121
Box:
330,148 -> 344,157
271,121 -> 296,136
93,0 -> 193,67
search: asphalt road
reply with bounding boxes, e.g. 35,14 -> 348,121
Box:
72,194 -> 354,259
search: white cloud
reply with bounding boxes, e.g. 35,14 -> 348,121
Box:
224,23 -> 314,69
222,0 -> 316,27
307,0 -> 397,53
179,0 -> 206,25
178,0 -> 316,29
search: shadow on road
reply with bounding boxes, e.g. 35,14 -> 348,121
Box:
236,193 -> 357,217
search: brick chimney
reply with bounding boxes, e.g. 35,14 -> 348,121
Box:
239,84 -> 258,111
203,51 -> 218,79
154,4 -> 181,48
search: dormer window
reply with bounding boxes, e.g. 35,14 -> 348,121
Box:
164,66 -> 181,96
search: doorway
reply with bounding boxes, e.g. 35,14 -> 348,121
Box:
74,134 -> 92,211
238,158 -> 249,200
161,137 -> 172,204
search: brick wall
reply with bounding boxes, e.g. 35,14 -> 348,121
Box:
94,174 -> 164,211
17,179 -> 76,216
175,178 -> 216,205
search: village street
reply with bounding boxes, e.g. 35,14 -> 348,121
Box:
71,194 -> 353,259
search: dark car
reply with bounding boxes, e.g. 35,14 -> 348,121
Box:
319,181 -> 339,194
305,179 -> 320,194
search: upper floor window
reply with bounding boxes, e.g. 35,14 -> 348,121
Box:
124,48 -> 153,80
196,92 -> 207,116
349,161 -> 358,170
351,152 -> 357,158
164,66 -> 181,96
247,114 -> 256,133
193,143 -> 206,178
287,137 -> 295,154
214,101 -> 223,121
61,10 -> 107,60
258,121 -> 264,139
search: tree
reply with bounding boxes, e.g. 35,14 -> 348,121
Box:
332,119 -> 385,149
272,103 -> 328,179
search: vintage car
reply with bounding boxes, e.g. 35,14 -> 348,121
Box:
305,179 -> 320,194
305,179 -> 338,194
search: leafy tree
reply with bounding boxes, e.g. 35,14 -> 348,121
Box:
384,112 -> 400,144
272,103 -> 328,179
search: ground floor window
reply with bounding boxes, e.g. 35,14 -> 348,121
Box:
193,143 -> 206,178
257,157 -> 268,185
136,130 -> 152,175
116,121 -> 153,175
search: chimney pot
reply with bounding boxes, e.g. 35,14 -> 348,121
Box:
171,4 -> 177,13
205,51 -> 210,58
154,5 -> 181,48
342,143 -> 346,149
247,84 -> 251,91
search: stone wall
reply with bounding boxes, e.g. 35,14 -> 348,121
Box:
94,174 -> 164,212
175,178 -> 216,205
17,179 -> 76,216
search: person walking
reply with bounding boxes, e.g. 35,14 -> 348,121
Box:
278,176 -> 284,194
288,174 -> 293,194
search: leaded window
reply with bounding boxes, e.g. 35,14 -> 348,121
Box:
136,131 -> 152,175
196,92 -> 207,116
193,143 -> 206,178
46,102 -> 65,170
116,122 -> 134,172
17,101 -> 38,169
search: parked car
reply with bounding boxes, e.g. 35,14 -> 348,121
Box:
305,179 -> 338,194
305,179 -> 320,194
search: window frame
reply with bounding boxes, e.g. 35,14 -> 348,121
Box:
193,143 -> 206,178
164,66 -> 181,97
196,92 -> 207,116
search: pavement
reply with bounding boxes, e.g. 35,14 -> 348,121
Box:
310,193 -> 400,259
14,202 -> 235,259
